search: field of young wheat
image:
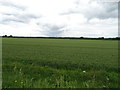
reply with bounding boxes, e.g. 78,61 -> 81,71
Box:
2,38 -> 119,88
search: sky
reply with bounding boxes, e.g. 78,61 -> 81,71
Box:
0,0 -> 118,37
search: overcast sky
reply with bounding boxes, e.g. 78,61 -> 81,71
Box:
0,0 -> 118,37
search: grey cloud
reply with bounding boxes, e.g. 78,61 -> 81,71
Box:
105,3 -> 117,12
0,1 -> 41,24
92,2 -> 118,19
4,13 -> 40,19
43,24 -> 65,30
44,29 -> 63,37
43,24 -> 65,37
1,18 -> 25,24
37,24 -> 65,37
0,13 -> 41,24
0,1 -> 26,10
60,2 -> 118,20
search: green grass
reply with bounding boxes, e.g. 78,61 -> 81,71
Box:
2,38 -> 119,88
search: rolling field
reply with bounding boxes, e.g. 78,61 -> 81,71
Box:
2,38 -> 119,88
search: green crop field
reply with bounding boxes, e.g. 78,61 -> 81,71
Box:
2,38 -> 119,88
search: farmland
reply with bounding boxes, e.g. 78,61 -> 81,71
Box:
2,38 -> 119,88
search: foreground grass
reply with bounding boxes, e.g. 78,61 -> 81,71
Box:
3,62 -> 119,88
2,38 -> 119,88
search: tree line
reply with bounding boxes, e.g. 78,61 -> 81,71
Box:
2,35 -> 120,40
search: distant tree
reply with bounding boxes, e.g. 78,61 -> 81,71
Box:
80,37 -> 84,39
98,37 -> 104,39
3,35 -> 7,37
101,37 -> 104,39
9,35 -> 13,37
116,37 -> 120,40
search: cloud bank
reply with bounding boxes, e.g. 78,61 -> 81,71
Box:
0,0 -> 118,37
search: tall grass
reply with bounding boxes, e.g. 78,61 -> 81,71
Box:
2,38 -> 119,88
